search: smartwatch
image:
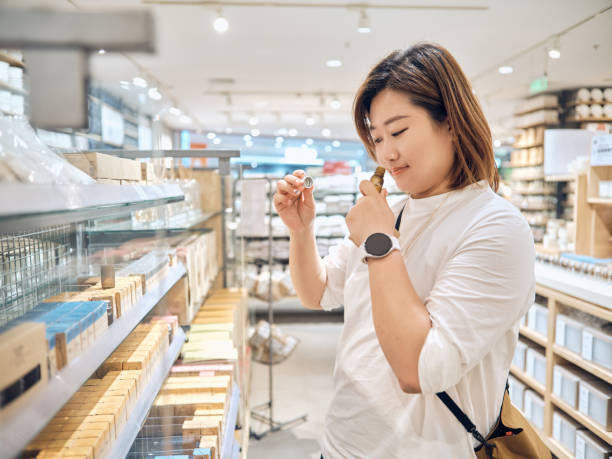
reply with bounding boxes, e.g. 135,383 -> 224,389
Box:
360,233 -> 400,264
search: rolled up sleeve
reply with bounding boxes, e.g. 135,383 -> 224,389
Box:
418,212 -> 535,394
319,236 -> 352,311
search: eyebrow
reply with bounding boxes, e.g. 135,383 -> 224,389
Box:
369,115 -> 411,132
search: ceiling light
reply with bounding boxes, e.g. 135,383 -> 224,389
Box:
213,137 -> 222,145
250,128 -> 260,137
224,127 -> 233,134
248,116 -> 259,126
357,10 -> 371,34
498,66 -> 513,75
278,128 -> 288,136
306,138 -> 314,145
321,128 -> 331,137
275,136 -> 284,143
325,145 -> 332,152
132,77 -> 148,88
305,116 -> 315,126
213,9 -> 229,33
207,132 -> 216,139
180,115 -> 192,124
98,49 -> 106,55
120,81 -> 130,90
147,87 -> 162,101
332,140 -> 341,148
326,60 -> 342,68
169,107 -> 182,116
288,128 -> 298,137
330,98 -> 341,110
548,36 -> 561,59
243,134 -> 252,142
493,139 -> 501,148
138,94 -> 146,104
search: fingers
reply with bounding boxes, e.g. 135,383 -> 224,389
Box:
273,189 -> 294,209
359,179 -> 379,197
292,169 -> 306,179
277,179 -> 301,197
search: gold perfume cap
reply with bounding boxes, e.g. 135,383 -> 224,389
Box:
303,176 -> 314,189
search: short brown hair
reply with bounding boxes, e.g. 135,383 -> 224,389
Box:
353,42 -> 499,192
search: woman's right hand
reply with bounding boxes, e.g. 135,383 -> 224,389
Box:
273,169 -> 316,234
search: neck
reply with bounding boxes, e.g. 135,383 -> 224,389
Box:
410,179 -> 451,199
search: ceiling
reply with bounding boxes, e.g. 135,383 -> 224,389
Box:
4,0 -> 612,142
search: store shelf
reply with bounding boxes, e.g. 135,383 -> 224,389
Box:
107,327 -> 186,459
221,383 -> 240,459
513,190 -> 556,196
510,163 -> 544,168
0,183 -> 184,232
587,197 -> 612,207
87,210 -> 221,235
519,206 -> 555,212
0,108 -> 20,116
543,436 -> 573,459
0,52 -> 25,68
0,79 -> 27,95
545,175 -> 575,182
510,175 -> 545,182
551,394 -> 612,446
519,326 -> 547,347
514,106 -> 559,117
509,365 -> 545,396
535,262 -> 612,310
240,234 -> 344,240
513,143 -> 544,150
0,264 -> 187,457
565,117 -> 612,123
92,149 -> 240,159
553,344 -> 612,385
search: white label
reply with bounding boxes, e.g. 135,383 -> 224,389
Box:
553,369 -> 562,395
579,386 -> 590,414
553,416 -> 561,440
591,134 -> 612,166
582,332 -> 594,360
576,435 -> 586,459
556,319 -> 566,345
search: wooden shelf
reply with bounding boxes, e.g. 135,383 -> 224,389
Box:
520,206 -> 555,212
566,117 -> 612,123
519,326 -> 548,347
546,175 -> 575,182
509,365 -> 546,396
553,344 -> 612,385
513,143 -> 544,150
551,394 -> 612,446
514,106 -> 559,117
587,197 -> 612,207
513,190 -> 556,196
510,175 -> 545,182
510,162 -> 544,168
543,435 -> 574,459
0,52 -> 25,68
0,79 -> 27,95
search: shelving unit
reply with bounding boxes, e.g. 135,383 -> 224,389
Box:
0,79 -> 27,95
0,51 -> 25,68
0,265 -> 187,457
514,272 -> 612,457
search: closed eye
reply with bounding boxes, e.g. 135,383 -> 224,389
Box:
392,128 -> 408,137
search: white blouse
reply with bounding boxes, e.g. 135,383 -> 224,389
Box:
319,181 -> 535,459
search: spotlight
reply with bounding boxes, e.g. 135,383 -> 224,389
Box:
357,10 -> 371,34
498,66 -> 513,75
213,9 -> 229,33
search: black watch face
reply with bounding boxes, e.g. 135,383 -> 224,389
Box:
365,233 -> 392,256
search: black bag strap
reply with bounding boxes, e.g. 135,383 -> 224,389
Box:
395,207 -> 404,231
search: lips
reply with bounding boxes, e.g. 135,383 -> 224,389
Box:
390,166 -> 409,176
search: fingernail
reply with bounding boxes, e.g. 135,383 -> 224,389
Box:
294,189 -> 300,195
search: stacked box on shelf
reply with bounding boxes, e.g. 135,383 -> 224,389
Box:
63,152 -> 142,183
0,322 -> 48,421
526,347 -> 547,386
552,410 -> 582,455
576,429 -> 612,459
24,322 -> 169,459
553,364 -> 582,408
524,390 -> 545,430
527,303 -> 548,337
508,375 -> 526,412
578,378 -> 612,430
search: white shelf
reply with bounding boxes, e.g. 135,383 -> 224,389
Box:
0,264 -> 187,458
221,383 -> 241,459
0,79 -> 27,95
107,327 -> 186,459
535,262 -> 612,309
0,183 -> 184,232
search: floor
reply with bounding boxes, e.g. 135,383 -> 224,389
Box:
247,320 -> 343,459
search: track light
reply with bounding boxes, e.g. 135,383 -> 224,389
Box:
548,36 -> 561,59
213,9 -> 229,33
498,66 -> 513,75
357,10 -> 371,34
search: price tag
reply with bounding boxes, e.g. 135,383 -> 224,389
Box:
575,435 -> 586,459
556,319 -> 566,345
582,332 -> 594,360
553,368 -> 562,395
579,385 -> 590,414
553,415 -> 561,440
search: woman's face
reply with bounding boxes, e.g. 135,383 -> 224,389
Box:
369,88 -> 455,198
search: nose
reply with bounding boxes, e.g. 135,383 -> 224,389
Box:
376,138 -> 400,165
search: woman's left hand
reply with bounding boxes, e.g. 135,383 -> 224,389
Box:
346,180 -> 396,246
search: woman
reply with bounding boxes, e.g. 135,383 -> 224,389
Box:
273,43 -> 534,458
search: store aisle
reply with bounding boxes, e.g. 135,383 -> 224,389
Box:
248,322 -> 342,459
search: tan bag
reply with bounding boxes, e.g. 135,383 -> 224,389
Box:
438,384 -> 551,459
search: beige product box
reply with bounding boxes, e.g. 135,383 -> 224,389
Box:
0,322 -> 49,420
64,152 -> 142,181
197,435 -> 218,459
578,378 -> 612,430
140,162 -> 156,183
